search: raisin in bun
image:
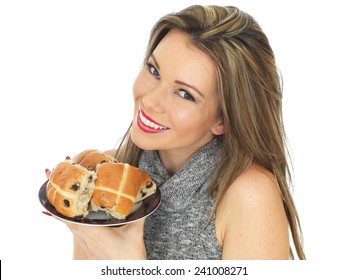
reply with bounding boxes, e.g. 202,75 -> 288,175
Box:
73,149 -> 118,171
46,160 -> 96,218
90,162 -> 157,219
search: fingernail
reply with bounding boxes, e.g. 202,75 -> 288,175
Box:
66,156 -> 71,160
45,168 -> 49,173
42,211 -> 52,216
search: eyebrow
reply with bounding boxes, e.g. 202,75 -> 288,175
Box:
174,80 -> 205,98
150,54 -> 160,70
150,54 -> 205,98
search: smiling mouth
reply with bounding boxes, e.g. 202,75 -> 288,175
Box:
137,108 -> 169,132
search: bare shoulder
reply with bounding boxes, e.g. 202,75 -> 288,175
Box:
224,163 -> 279,204
216,163 -> 289,259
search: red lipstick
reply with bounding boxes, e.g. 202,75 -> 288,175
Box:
136,108 -> 169,134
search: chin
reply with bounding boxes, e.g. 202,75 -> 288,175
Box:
130,126 -> 157,151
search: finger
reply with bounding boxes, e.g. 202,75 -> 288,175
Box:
42,211 -> 52,216
45,168 -> 51,179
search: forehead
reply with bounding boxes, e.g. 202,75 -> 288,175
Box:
151,29 -> 217,98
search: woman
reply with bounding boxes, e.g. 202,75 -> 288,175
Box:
46,5 -> 305,259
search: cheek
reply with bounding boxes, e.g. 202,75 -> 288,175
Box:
171,103 -> 218,133
133,69 -> 150,100
171,107 -> 205,131
132,74 -> 142,100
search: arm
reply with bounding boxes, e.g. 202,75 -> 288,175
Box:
216,164 -> 289,259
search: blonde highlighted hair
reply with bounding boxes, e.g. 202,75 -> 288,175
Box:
116,5 -> 305,259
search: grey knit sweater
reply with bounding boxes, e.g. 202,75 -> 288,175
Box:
138,138 -> 222,260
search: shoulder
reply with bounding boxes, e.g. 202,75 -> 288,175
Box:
215,163 -> 289,259
223,163 -> 279,205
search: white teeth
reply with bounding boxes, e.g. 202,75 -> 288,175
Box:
139,110 -> 167,130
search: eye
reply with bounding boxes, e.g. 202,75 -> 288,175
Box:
146,63 -> 160,78
177,90 -> 195,102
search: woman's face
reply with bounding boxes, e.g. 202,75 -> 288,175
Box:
131,29 -> 224,156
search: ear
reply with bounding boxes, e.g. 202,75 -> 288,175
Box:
211,119 -> 224,136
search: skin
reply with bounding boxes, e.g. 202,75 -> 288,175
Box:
45,29 -> 289,259
216,164 -> 289,259
131,29 -> 224,174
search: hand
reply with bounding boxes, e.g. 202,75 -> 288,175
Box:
44,162 -> 147,260
68,219 -> 147,260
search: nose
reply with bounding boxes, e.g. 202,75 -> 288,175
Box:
141,84 -> 167,114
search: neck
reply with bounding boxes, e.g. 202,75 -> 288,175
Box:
156,137 -> 218,175
158,150 -> 196,175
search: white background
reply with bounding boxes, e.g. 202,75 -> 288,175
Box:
1,0 -> 346,278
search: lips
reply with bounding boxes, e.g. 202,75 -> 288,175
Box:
137,108 -> 169,133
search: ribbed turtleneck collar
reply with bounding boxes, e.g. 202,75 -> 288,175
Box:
138,137 -> 221,212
